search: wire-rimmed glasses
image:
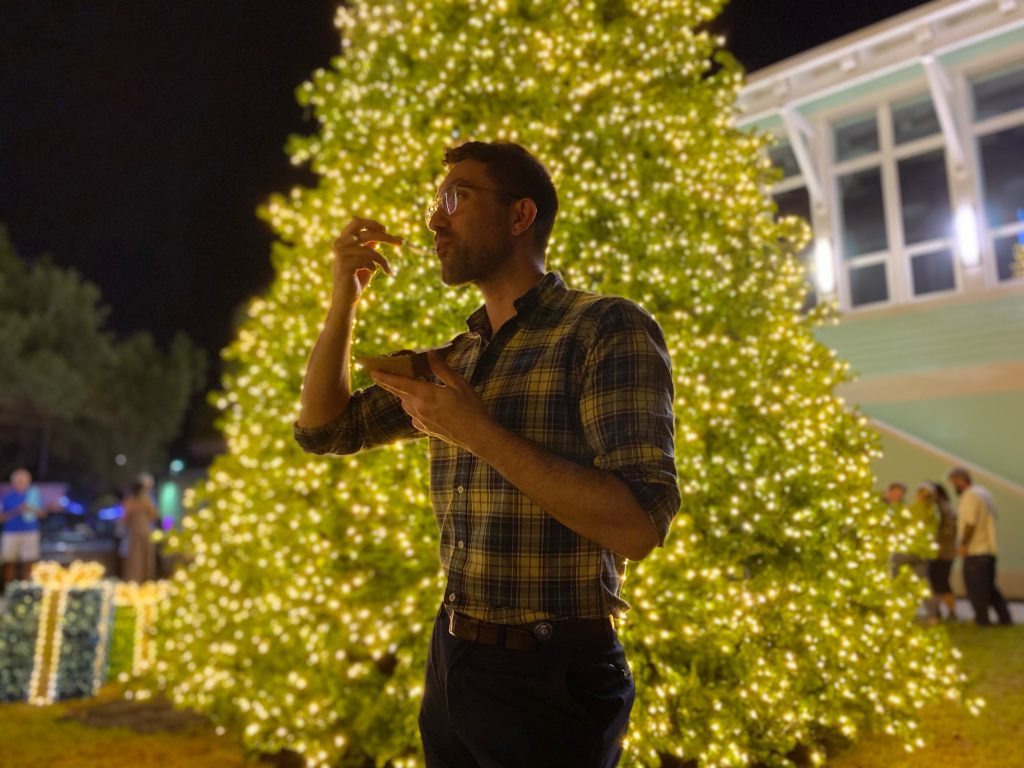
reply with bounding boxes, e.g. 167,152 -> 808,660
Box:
425,182 -> 522,227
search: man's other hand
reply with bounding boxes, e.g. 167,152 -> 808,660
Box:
372,350 -> 492,451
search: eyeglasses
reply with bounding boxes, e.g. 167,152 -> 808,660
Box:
425,182 -> 522,226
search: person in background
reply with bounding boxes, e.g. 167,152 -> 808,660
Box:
921,487 -> 958,626
898,483 -> 938,621
884,481 -> 907,507
117,472 -> 160,571
121,480 -> 158,583
885,481 -> 921,579
948,467 -> 1012,627
137,471 -> 156,498
1,468 -> 48,583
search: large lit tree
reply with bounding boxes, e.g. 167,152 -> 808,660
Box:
151,1 -> 970,766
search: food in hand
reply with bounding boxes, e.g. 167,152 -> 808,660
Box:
356,343 -> 452,380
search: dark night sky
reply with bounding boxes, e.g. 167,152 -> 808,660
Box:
1,0 -> 934,363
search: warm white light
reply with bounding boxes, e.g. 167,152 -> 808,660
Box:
813,237 -> 836,295
955,204 -> 980,268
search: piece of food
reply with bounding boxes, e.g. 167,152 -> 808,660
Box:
356,343 -> 452,380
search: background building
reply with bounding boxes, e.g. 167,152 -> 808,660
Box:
738,0 -> 1024,596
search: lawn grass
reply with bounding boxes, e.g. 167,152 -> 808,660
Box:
0,686 -> 260,768
830,624 -> 1024,768
0,625 -> 1021,767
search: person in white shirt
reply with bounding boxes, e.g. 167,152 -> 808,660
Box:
948,467 -> 1012,626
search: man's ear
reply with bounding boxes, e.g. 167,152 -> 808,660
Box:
510,198 -> 538,237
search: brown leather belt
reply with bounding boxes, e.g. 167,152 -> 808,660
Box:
447,610 -> 615,652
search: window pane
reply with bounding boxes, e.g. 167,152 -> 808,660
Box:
839,167 -> 887,258
911,249 -> 956,295
834,112 -> 879,161
801,286 -> 818,313
979,126 -> 1024,227
893,94 -> 940,144
972,64 -> 1024,121
773,187 -> 817,310
898,150 -> 951,244
994,233 -> 1024,282
849,263 -> 888,306
769,142 -> 801,179
774,187 -> 811,224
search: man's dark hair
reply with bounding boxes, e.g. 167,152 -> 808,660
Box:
443,141 -> 558,250
888,482 -> 907,492
947,467 -> 972,484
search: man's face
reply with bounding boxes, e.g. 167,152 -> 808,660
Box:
11,470 -> 30,493
428,160 -> 514,286
950,476 -> 968,495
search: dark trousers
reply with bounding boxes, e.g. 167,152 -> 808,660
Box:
962,555 -> 1012,626
419,605 -> 635,768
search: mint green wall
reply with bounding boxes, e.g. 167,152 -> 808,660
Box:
816,294 -> 1024,379
865,392 -> 1024,487
797,63 -> 924,116
938,25 -> 1024,69
741,114 -> 784,136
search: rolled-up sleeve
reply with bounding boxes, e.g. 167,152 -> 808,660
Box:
294,384 -> 420,455
578,300 -> 680,545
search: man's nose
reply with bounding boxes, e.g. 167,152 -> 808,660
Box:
428,205 -> 450,232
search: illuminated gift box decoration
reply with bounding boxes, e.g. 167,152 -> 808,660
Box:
0,583 -> 42,701
108,580 -> 170,680
0,561 -> 115,705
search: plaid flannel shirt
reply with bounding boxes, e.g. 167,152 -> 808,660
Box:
295,272 -> 679,623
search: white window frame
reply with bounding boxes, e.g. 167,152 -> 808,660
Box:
762,50 -> 1024,311
965,53 -> 1024,287
825,86 -> 964,311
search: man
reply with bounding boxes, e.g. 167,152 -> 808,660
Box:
295,142 -> 679,767
1,468 -> 47,583
948,467 -> 1011,627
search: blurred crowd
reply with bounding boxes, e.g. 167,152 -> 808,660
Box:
885,467 -> 1013,627
1,467 -> 158,587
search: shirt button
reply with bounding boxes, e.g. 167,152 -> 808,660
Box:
457,540 -> 464,549
448,592 -> 457,602
457,485 -> 465,494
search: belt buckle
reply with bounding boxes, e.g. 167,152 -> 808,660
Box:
532,621 -> 553,641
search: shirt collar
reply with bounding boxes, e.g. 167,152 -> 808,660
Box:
465,272 -> 565,336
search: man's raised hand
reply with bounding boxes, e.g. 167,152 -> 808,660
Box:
331,218 -> 403,306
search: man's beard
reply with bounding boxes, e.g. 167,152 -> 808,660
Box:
439,238 -> 509,286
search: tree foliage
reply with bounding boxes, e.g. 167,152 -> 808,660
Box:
0,227 -> 205,490
152,2 -> 969,767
